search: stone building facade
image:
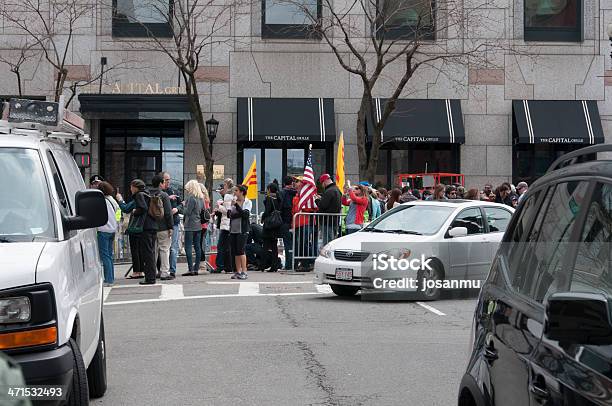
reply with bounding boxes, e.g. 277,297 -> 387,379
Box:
0,0 -> 610,195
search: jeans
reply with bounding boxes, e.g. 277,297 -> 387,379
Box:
169,223 -> 180,275
217,230 -> 233,272
184,230 -> 202,273
200,227 -> 212,268
281,225 -> 293,270
97,232 -> 115,284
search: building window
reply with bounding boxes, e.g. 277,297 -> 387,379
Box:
262,0 -> 321,39
377,0 -> 435,40
101,121 -> 184,197
112,0 -> 173,38
524,0 -> 581,41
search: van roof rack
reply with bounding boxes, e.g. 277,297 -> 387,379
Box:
547,144 -> 612,173
0,97 -> 90,145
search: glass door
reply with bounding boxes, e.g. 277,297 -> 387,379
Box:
125,152 -> 162,197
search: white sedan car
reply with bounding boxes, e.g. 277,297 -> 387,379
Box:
314,200 -> 515,299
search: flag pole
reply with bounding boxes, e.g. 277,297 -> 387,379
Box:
254,154 -> 259,222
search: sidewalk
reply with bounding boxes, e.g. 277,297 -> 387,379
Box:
110,262 -> 313,286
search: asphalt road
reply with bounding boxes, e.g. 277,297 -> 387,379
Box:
94,264 -> 477,406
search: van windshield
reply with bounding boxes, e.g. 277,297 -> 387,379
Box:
0,148 -> 56,241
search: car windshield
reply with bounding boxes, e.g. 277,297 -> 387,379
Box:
0,148 -> 56,241
363,204 -> 455,235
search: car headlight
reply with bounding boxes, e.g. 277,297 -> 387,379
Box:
0,297 -> 31,323
319,244 -> 332,258
378,247 -> 412,259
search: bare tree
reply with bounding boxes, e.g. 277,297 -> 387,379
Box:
277,0 -> 508,181
0,0 -> 94,103
0,40 -> 39,97
118,0 -> 239,192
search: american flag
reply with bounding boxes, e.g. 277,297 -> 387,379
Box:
298,148 -> 317,210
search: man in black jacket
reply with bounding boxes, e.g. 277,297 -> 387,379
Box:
316,174 -> 342,245
150,174 -> 174,280
280,176 -> 297,270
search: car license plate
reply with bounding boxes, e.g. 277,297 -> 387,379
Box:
335,268 -> 353,281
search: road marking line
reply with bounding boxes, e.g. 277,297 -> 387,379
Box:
208,281 -> 313,285
110,284 -> 161,289
315,285 -> 333,294
160,284 -> 184,300
416,302 -> 446,316
238,282 -> 260,296
104,291 -> 325,306
103,287 -> 112,303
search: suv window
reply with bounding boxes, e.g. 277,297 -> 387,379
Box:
511,181 -> 590,302
484,207 -> 512,233
451,208 -> 484,235
570,183 -> 612,297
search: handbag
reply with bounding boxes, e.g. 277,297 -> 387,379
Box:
126,212 -> 146,234
263,197 -> 283,231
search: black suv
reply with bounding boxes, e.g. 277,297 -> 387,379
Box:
459,144 -> 612,406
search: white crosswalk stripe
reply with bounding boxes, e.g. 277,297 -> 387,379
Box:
103,281 -> 331,306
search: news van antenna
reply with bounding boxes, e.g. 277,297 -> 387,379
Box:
0,96 -> 90,146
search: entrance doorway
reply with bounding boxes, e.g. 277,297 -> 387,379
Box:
100,120 -> 184,198
126,152 -> 162,188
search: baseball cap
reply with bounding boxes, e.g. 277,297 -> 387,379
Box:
89,175 -> 104,184
517,181 -> 528,190
358,181 -> 370,187
318,174 -> 331,183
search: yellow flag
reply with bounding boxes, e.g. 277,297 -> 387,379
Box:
335,132 -> 345,190
242,155 -> 258,200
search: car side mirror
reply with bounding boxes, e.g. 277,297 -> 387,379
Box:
544,292 -> 612,345
448,227 -> 468,238
64,190 -> 108,231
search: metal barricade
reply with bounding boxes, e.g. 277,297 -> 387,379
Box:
290,212 -> 347,271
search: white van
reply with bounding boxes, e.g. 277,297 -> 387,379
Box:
0,99 -> 108,405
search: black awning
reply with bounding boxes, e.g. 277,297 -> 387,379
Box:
367,99 -> 465,144
237,98 -> 335,142
512,100 -> 604,144
78,94 -> 193,120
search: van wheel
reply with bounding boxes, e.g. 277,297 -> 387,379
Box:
418,264 -> 442,301
330,284 -> 359,297
87,316 -> 107,398
67,338 -> 89,406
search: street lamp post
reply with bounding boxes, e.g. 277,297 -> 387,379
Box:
206,115 -> 219,155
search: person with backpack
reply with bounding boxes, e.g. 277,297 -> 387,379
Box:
261,182 -> 283,272
97,181 -> 119,286
149,174 -> 174,280
117,179 -> 158,284
182,180 -> 205,276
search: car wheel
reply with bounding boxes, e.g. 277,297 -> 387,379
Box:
330,284 -> 359,297
87,316 -> 107,398
67,338 -> 90,406
418,264 -> 442,301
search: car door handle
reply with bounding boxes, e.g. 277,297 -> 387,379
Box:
529,382 -> 550,401
483,346 -> 498,361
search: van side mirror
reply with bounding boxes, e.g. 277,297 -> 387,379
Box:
448,227 -> 468,238
544,292 -> 612,345
64,190 -> 108,231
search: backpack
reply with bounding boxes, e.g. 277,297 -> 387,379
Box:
148,193 -> 165,221
200,207 -> 211,224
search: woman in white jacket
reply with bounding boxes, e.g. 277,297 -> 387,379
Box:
97,181 -> 119,286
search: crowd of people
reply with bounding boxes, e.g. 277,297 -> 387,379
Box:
90,171 -> 529,284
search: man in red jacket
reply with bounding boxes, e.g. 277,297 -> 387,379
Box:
292,177 -> 318,271
342,184 -> 369,234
